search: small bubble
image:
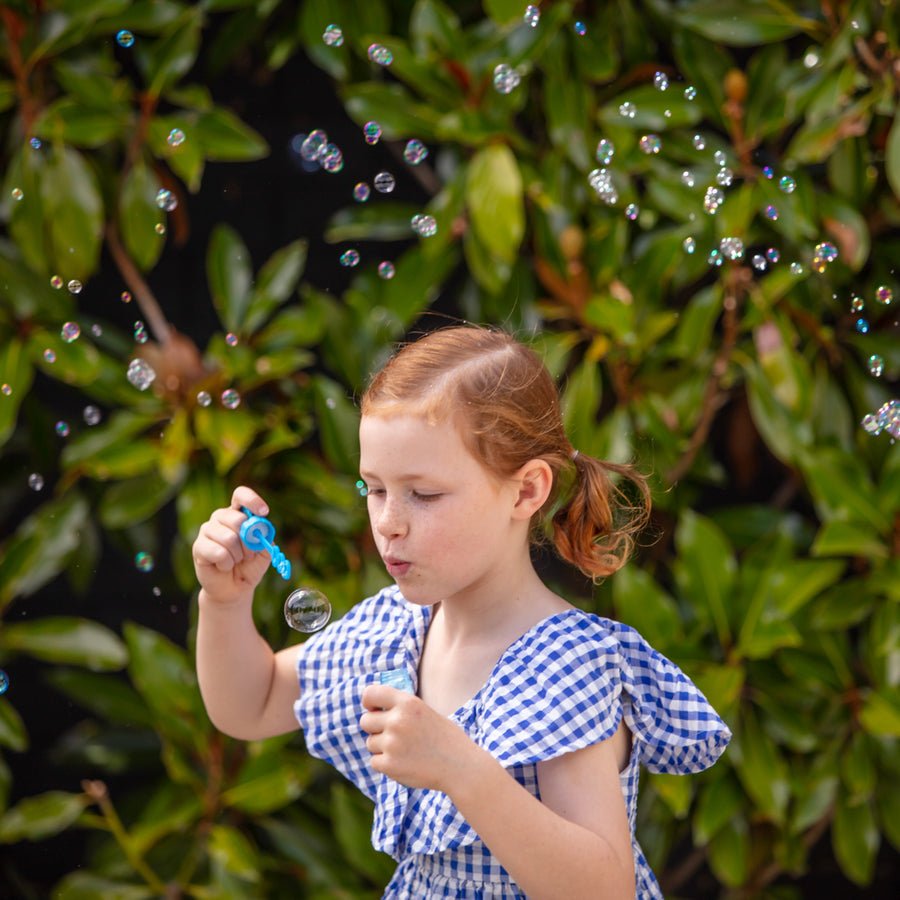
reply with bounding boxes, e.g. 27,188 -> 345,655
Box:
411,214 -> 438,237
134,321 -> 148,344
619,102 -> 636,119
374,171 -> 396,193
367,43 -> 393,66
152,586 -> 161,597
116,29 -> 134,48
779,175 -> 796,193
28,473 -> 44,491
855,317 -> 869,334
703,186 -> 724,214
83,405 -> 102,426
653,71 -> 669,91
851,295 -> 865,312
61,321 -> 81,343
320,144 -> 343,173
684,85 -> 697,100
0,670 -> 8,694
719,237 -> 745,260
403,139 -> 428,165
196,391 -> 212,407
663,108 -> 672,118
713,150 -> 727,167
803,49 -> 820,68
50,275 -> 63,289
639,134 -> 661,154
861,413 -> 880,434
67,279 -> 83,294
789,262 -> 804,275
11,187 -> 23,201
573,20 -> 586,36
875,285 -> 893,305
524,4 -> 540,27
127,358 -> 156,391
135,552 -> 154,573
596,139 -> 615,164
766,247 -> 780,264
120,290 -> 132,303
167,128 -> 186,148
301,130 -> 328,161
692,134 -> 706,150
707,248 -> 723,267
377,261 -> 396,280
814,241 -> 838,263
155,189 -> 177,211
363,121 -> 382,145
868,355 -> 884,377
29,137 -> 41,150
221,388 -> 241,409
154,223 -> 166,235
716,167 -> 734,187
681,170 -> 695,187
765,205 -> 779,221
683,237 -> 696,254
762,166 -> 775,179
43,349 -> 56,364
223,333 -> 238,348
55,420 -> 70,438
1,384 -> 10,396
624,203 -> 639,221
353,182 -> 370,202
91,324 -> 102,337
284,588 -> 332,633
493,63 -> 521,95
340,249 -> 361,267
322,24 -> 343,47
752,254 -> 767,271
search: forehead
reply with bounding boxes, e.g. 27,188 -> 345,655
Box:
359,413 -> 476,473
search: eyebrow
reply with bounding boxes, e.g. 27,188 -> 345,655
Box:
358,470 -> 436,482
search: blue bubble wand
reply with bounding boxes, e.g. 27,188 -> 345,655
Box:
240,507 -> 292,579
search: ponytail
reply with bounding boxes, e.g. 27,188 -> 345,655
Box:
550,453 -> 651,581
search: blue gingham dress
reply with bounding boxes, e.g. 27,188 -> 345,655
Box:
294,586 -> 731,898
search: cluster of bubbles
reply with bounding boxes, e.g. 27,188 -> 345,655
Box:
524,5 -> 540,27
861,401 -> 900,439
299,129 -> 344,173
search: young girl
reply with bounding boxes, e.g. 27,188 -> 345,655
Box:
193,326 -> 731,899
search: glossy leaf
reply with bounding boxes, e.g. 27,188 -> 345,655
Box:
0,699 -> 28,752
118,162 -> 165,272
207,224 -> 254,332
832,791 -> 879,885
0,791 -> 88,843
2,618 -> 128,671
466,144 -> 525,265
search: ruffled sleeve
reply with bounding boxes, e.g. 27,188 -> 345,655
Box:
293,586 -> 415,803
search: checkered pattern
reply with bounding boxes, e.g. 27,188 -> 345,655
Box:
294,586 -> 732,899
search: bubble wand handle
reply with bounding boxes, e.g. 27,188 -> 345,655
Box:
239,507 -> 292,580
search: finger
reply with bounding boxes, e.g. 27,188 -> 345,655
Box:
365,733 -> 382,754
231,486 -> 269,517
359,711 -> 385,735
361,684 -> 399,711
205,520 -> 248,568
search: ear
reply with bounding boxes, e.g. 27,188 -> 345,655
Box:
511,458 -> 553,520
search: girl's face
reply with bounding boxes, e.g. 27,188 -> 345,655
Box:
359,413 -> 526,605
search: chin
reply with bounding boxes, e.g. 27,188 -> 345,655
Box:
392,581 -> 439,607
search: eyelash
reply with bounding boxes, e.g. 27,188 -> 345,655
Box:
362,487 -> 442,503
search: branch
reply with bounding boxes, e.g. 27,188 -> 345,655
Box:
1,7 -> 38,135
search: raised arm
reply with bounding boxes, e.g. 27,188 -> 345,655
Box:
193,487 -> 301,740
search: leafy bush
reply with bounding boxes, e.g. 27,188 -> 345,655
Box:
0,0 -> 898,896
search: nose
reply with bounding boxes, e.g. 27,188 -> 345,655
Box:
374,495 -> 407,539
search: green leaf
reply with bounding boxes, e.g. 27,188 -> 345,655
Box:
118,162 -> 165,272
222,750 -> 311,814
208,824 -> 261,883
312,376 -> 360,475
650,772 -> 693,819
145,11 -> 202,96
465,144 -> 525,264
611,565 -> 683,651
330,783 -> 396,884
194,107 -> 269,162
207,224 -> 253,332
887,115 -> 900,201
707,816 -> 749,887
693,774 -> 744,845
99,473 -> 179,529
859,689 -> 900,738
483,0 -> 523,24
176,463 -> 230,543
832,791 -> 879,885
0,699 -> 28,752
811,520 -> 888,559
2,618 -> 127,671
45,670 -> 154,729
732,706 -> 790,824
243,240 -> 308,333
561,357 -> 601,457
0,791 -> 88,843
0,338 -> 34,448
53,873 -> 156,900
193,406 -> 260,474
34,98 -> 126,147
840,730 -> 876,802
672,1 -> 815,45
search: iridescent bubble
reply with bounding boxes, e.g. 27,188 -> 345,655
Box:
861,413 -> 881,435
363,121 -> 382,145
779,175 -> 796,193
875,285 -> 893,305
493,63 -> 521,95
851,296 -> 865,312
855,318 -> 869,334
127,358 -> 156,391
50,275 -> 63,289
707,248 -> 723,267
320,144 -> 343,173
765,205 -> 779,221
225,332 -> 239,347
154,223 -> 166,235
752,254 -> 767,271
134,321 -> 148,344
61,321 -> 81,342
803,50 -> 820,69
683,237 -> 696,254
378,261 -> 396,280
1,384 -> 10,396
573,20 -> 587,35
116,30 -> 134,48
595,139 -> 615,164
221,388 -> 241,409
692,134 -> 706,150
374,172 -> 396,193
28,473 -> 44,491
167,128 -> 185,148
67,279 -> 82,294
624,203 -> 639,221
639,134 -> 661,154
877,400 -> 900,439
196,390 -> 212,407
681,170 -> 695,187
719,237 -> 744,260
411,214 -> 438,237
340,249 -> 361,267
653,71 -> 669,91
713,150 -> 727,167
716,167 -> 734,187
619,102 -> 636,119
322,24 -> 343,47
789,262 -> 805,275
684,85 -> 697,100
588,167 -> 617,205
404,139 -> 428,165
815,242 -> 838,262
55,420 -> 70,438
301,129 -> 328,161
762,166 -> 775,179
766,247 -> 780,264
135,552 -> 154,573
29,137 -> 41,150
43,349 -> 56,364
353,182 -> 370,202
703,186 -> 724,214
524,4 -> 540,27
0,670 -> 8,695
155,189 -> 177,212
868,355 -> 884,377
284,588 -> 332,633
91,324 -> 102,337
120,290 -> 132,303
367,43 -> 393,66
11,187 -> 23,201
83,405 -> 102,426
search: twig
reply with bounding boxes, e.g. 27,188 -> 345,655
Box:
1,8 -> 38,134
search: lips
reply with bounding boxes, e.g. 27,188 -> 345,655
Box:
384,556 -> 411,578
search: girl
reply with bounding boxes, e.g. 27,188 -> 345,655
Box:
193,326 -> 731,899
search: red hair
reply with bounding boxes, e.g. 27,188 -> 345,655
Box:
361,326 -> 650,580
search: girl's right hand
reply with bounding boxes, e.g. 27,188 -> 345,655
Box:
192,487 -> 274,605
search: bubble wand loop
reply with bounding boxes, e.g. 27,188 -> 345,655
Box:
240,506 -> 292,579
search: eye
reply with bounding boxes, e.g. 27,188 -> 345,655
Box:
412,491 -> 442,503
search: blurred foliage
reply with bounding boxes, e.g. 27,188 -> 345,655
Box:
0,0 -> 899,896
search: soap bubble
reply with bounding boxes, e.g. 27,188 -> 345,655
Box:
134,320 -> 148,343
155,189 -> 177,211
363,121 -> 382,145
815,242 -> 838,262
861,413 -> 881,435
692,134 -> 706,150
573,21 -> 586,36
221,388 -> 241,409
135,552 -> 154,573
55,420 -> 70,437
716,167 -> 734,187
762,165 -> 774,179
766,247 -> 780,263
225,332 -> 239,347
707,248 -> 723,267
43,349 -> 56,364
50,275 -> 63,289
1,384 -> 10,396
851,295 -> 865,312
684,85 -> 697,100
588,167 -> 618,205
320,144 -> 344,173
493,63 -> 521,95
127,358 -> 156,391
682,237 -> 696,254
154,223 -> 166,235
11,187 -> 23,201
524,4 -> 540,27
83,405 -> 102,426
595,139 -> 615,164
120,291 -> 132,303
284,588 -> 332,633
868,355 -> 884,377
378,261 -> 396,279
765,205 -> 779,221
638,134 -> 661,154
167,128 -> 186,147
618,102 -> 636,118
404,139 -> 428,165
719,237 -> 744,260
116,30 -> 134,48
0,670 -> 8,694
681,170 -> 695,187
373,171 -> 396,193
653,71 -> 669,91
411,214 -> 438,237
91,324 -> 102,337
624,203 -> 639,221
67,279 -> 83,294
367,43 -> 392,66
713,150 -> 727,167
752,254 -> 767,271
855,318 -> 869,334
61,321 -> 81,343
301,130 -> 328,161
789,262 -> 805,275
322,24 -> 343,47
703,186 -> 724,214
28,473 -> 44,491
779,175 -> 796,193
353,182 -> 371,202
196,390 -> 212,407
340,249 -> 360,267
30,137 -> 41,150
875,285 -> 893,305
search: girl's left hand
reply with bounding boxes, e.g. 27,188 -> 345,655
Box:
360,684 -> 478,792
